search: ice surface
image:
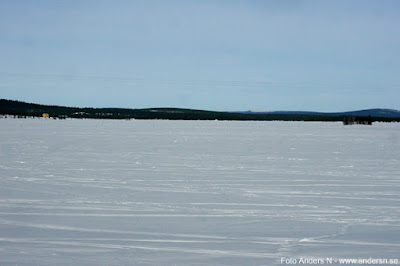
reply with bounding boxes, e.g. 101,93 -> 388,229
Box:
0,119 -> 399,265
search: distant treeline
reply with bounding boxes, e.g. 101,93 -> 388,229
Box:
343,116 -> 373,125
1,99 -> 399,123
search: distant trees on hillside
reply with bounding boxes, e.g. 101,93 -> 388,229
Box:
1,99 -> 400,122
343,116 -> 373,125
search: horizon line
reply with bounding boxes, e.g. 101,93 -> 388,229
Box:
1,98 -> 399,114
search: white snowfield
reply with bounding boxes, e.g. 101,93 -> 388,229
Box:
0,119 -> 399,265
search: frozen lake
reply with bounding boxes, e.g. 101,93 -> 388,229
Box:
1,119 -> 399,265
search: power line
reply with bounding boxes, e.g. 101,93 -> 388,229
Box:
0,72 -> 399,89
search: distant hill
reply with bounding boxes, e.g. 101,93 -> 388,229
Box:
1,99 -> 399,122
240,109 -> 400,118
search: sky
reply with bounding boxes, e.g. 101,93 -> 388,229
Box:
0,0 -> 399,112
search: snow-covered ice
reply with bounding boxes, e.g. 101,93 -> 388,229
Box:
0,119 -> 399,265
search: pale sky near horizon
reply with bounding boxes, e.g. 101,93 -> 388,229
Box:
1,0 -> 399,111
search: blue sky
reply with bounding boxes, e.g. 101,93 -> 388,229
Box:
0,0 -> 399,111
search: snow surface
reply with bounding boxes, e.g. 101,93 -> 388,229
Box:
0,119 -> 399,265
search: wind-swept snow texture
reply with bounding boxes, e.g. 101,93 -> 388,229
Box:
1,119 -> 399,265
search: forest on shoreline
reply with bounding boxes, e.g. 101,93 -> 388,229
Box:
1,99 -> 399,123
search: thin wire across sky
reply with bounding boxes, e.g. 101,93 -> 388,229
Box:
1,72 -> 399,89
